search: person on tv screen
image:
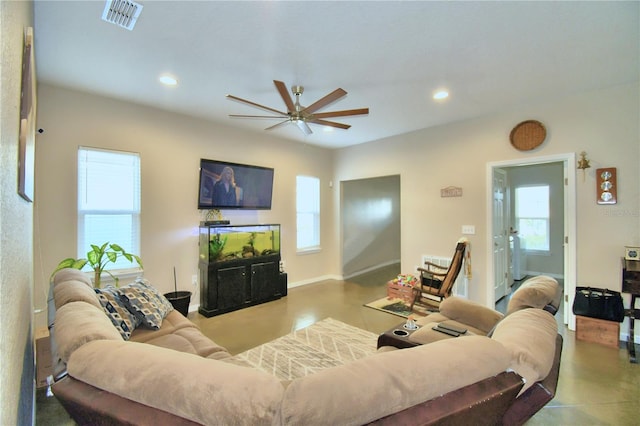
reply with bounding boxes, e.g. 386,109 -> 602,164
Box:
213,166 -> 242,206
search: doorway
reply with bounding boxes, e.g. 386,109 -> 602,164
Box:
487,153 -> 577,329
341,175 -> 401,280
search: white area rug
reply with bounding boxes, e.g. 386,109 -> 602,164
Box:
234,317 -> 378,380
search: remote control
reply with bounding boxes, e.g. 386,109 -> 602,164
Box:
432,326 -> 460,337
438,323 -> 467,334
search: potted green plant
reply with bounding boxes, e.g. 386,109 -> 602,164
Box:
51,242 -> 143,288
208,234 -> 227,261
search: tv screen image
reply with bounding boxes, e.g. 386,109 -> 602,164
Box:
198,159 -> 274,210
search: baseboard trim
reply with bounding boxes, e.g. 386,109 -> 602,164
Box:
342,260 -> 401,280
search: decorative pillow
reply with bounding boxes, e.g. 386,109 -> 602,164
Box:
119,279 -> 173,330
94,286 -> 140,340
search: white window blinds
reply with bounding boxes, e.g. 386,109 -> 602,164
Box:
78,147 -> 141,269
296,175 -> 320,251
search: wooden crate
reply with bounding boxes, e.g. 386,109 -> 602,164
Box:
576,315 -> 620,349
36,334 -> 53,389
386,280 -> 416,304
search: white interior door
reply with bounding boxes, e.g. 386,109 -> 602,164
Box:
493,168 -> 509,301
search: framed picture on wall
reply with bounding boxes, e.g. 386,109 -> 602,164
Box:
18,27 -> 36,202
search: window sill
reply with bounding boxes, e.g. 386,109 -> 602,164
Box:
297,247 -> 322,255
86,267 -> 144,286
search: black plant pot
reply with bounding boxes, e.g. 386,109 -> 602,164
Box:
164,291 -> 192,317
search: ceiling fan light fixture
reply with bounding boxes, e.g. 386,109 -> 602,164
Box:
227,80 -> 369,136
101,0 -> 143,31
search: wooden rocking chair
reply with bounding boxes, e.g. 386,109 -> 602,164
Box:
410,242 -> 466,310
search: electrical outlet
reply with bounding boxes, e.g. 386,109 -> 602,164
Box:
192,274 -> 198,287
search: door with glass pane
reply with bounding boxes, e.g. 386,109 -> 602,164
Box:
493,169 -> 509,302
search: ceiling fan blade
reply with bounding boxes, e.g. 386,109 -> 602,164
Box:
310,108 -> 369,119
273,80 -> 296,113
302,88 -> 347,114
264,119 -> 291,131
296,120 -> 313,135
226,94 -> 287,116
229,114 -> 288,119
307,119 -> 351,130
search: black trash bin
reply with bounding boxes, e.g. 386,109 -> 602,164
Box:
164,291 -> 192,317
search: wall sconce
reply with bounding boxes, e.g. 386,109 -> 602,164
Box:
577,151 -> 590,182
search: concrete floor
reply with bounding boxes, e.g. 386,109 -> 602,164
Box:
37,267 -> 639,425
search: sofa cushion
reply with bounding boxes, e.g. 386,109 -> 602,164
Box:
280,336 -> 511,426
67,340 -> 284,426
94,286 -> 141,340
491,308 -> 558,394
173,326 -> 232,359
119,279 -> 173,330
507,275 -> 560,315
53,279 -> 102,311
439,297 -> 504,334
130,310 -> 196,343
53,268 -> 93,288
55,301 -> 123,362
136,325 -> 231,359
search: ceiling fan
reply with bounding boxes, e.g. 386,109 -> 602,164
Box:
226,80 -> 369,135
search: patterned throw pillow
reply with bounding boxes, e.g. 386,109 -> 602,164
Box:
119,279 -> 173,330
94,286 -> 141,340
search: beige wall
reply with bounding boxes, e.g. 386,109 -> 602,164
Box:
0,1 -> 35,424
34,84 -> 336,327
333,83 -> 640,313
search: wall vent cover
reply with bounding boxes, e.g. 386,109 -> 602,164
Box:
101,0 -> 143,31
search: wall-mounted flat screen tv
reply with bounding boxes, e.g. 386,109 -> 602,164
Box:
198,158 -> 274,210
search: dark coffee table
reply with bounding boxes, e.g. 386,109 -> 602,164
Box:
377,323 -> 422,349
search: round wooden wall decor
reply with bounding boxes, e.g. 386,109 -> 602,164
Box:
510,120 -> 547,151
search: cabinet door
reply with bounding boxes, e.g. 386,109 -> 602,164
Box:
251,261 -> 278,301
217,266 -> 246,309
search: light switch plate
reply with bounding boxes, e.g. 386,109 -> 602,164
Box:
462,225 -> 475,235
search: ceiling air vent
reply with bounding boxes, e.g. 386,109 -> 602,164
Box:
101,0 -> 143,31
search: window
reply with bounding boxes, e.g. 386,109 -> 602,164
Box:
515,185 -> 549,252
78,147 -> 141,270
296,175 -> 320,251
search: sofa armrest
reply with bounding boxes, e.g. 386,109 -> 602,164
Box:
439,297 -> 504,334
367,371 -> 524,426
52,375 -> 199,426
501,334 -> 563,426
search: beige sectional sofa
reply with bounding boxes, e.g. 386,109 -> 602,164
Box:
49,269 -> 562,425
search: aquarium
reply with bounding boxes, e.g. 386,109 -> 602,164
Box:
199,223 -> 281,263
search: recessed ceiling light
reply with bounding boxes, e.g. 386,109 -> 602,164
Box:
433,90 -> 449,100
159,74 -> 178,86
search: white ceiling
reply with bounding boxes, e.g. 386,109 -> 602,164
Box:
33,1 -> 639,149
